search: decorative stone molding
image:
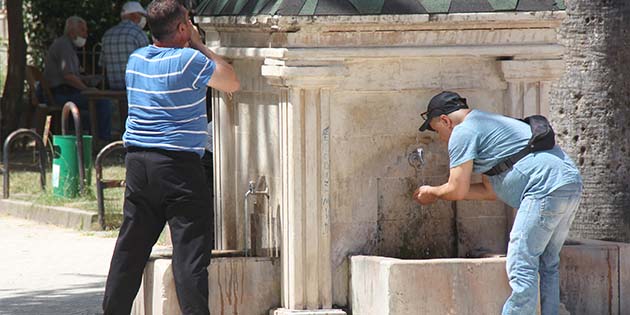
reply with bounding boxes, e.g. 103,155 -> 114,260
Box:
215,45 -> 563,61
500,59 -> 565,82
262,59 -> 347,88
196,11 -> 565,34
499,59 -> 565,118
197,11 -> 565,51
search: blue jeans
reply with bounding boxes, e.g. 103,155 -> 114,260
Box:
502,182 -> 582,315
51,87 -> 113,141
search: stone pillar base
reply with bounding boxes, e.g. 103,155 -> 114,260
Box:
271,308 -> 346,315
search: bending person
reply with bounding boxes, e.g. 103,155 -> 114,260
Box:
414,91 -> 582,315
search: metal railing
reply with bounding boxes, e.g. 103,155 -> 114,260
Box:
2,129 -> 47,199
95,141 -> 125,230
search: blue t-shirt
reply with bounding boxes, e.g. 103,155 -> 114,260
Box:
123,45 -> 216,156
448,110 -> 582,208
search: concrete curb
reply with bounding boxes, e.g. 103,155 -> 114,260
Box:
0,199 -> 98,230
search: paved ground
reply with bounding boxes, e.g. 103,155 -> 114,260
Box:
0,214 -> 118,315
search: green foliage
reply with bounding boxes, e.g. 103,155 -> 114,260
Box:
23,0 -> 151,69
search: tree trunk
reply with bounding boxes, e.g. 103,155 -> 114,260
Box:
1,0 -> 26,140
550,0 -> 630,242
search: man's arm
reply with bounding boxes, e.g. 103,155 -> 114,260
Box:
54,41 -> 88,90
465,175 -> 497,201
63,73 -> 89,90
189,22 -> 240,93
429,160 -> 473,201
414,160 -> 497,205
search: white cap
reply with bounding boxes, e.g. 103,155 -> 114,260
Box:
121,2 -> 147,17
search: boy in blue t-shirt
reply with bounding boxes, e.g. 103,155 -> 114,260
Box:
415,91 -> 582,315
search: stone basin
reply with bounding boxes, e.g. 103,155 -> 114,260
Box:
350,239 -> 630,315
132,249 -> 281,315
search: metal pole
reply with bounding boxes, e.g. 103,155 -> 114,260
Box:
94,141 -> 125,230
242,178 -> 271,257
2,129 -> 47,199
61,102 -> 86,194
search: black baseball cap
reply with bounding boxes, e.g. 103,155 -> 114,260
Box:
418,91 -> 469,132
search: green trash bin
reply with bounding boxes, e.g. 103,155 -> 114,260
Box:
52,135 -> 92,198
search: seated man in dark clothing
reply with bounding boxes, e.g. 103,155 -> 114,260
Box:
43,15 -> 112,142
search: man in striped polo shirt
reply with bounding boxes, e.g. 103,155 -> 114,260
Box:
102,1 -> 239,314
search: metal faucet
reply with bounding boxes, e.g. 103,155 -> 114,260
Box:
408,147 -> 425,171
243,178 -> 271,257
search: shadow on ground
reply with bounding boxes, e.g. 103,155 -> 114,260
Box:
0,279 -> 105,315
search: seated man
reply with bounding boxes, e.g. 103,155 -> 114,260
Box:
101,1 -> 150,91
43,16 -> 112,142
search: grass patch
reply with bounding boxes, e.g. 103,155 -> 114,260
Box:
4,145 -> 177,244
2,147 -> 126,228
9,166 -> 126,211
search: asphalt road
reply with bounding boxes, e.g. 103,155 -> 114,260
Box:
0,214 -> 117,315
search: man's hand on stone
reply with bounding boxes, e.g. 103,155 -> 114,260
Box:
413,185 -> 438,205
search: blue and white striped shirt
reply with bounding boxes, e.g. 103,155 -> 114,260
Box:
123,45 -> 215,156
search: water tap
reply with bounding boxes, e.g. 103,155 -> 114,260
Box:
248,180 -> 256,194
408,147 -> 425,171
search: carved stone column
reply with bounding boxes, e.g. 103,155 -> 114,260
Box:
210,87 -> 236,250
500,59 -> 564,117
499,59 -> 565,230
263,59 -> 347,314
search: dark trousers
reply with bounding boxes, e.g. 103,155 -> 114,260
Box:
103,147 -> 213,315
50,85 -> 113,141
201,151 -> 213,196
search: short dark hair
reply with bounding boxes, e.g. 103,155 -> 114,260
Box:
147,0 -> 187,41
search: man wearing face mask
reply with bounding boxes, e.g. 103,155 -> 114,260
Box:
101,1 -> 150,91
43,16 -> 113,142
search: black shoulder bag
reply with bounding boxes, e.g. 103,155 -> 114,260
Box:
484,115 -> 556,176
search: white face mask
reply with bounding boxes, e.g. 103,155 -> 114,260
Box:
137,16 -> 147,29
72,36 -> 87,48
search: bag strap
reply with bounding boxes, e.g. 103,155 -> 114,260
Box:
483,144 -> 534,176
483,114 -> 553,176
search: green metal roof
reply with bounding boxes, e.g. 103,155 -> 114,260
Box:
196,0 -> 565,16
